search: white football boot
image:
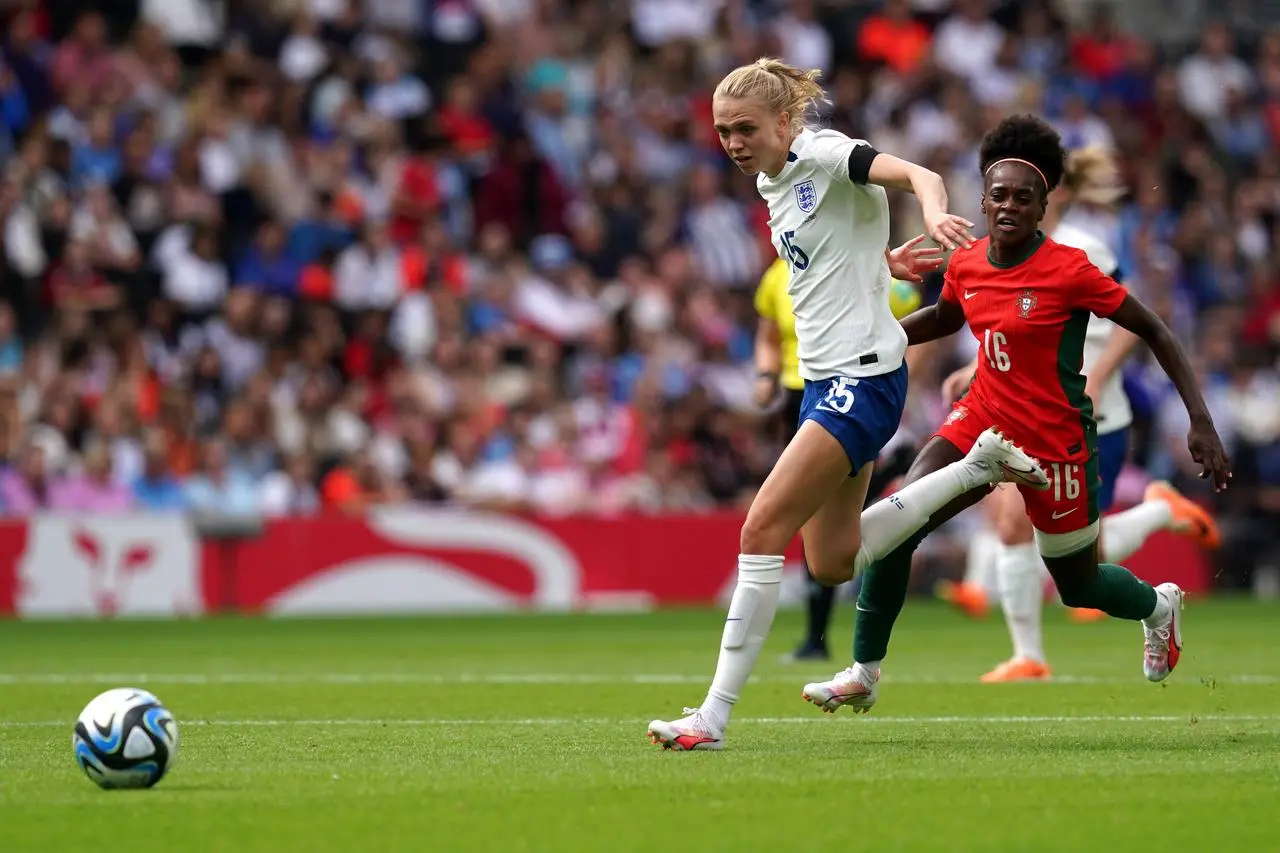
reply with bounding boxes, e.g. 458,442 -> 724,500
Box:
802,665 -> 879,715
966,428 -> 1050,490
647,708 -> 724,751
1142,582 -> 1184,682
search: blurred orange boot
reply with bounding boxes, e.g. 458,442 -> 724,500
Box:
934,580 -> 989,618
980,657 -> 1052,683
1069,607 -> 1106,622
1144,481 -> 1220,549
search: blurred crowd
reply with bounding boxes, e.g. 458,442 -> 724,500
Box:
0,0 -> 1278,585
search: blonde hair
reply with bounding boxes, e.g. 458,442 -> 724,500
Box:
1063,145 -> 1125,207
714,58 -> 827,131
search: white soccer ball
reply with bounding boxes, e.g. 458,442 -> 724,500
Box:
72,688 -> 179,789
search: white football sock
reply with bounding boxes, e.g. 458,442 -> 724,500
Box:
702,554 -> 784,728
1100,501 -> 1174,563
965,526 -> 1002,599
1142,585 -> 1173,627
853,661 -> 881,681
854,461 -> 987,574
996,542 -> 1048,663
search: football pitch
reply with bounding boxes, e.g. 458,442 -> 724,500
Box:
1,600 -> 1278,852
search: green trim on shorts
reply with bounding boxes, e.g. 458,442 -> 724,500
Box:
1057,309 -> 1099,526
1082,434 -> 1100,526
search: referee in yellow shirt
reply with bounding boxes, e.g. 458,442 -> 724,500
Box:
754,258 -> 922,661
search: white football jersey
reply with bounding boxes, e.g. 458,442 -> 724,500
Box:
1052,221 -> 1132,434
756,128 -> 906,381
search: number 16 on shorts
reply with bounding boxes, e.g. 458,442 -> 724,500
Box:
1022,460 -> 1096,534
1049,463 -> 1080,503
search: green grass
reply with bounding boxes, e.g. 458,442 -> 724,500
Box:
1,600 -> 1278,852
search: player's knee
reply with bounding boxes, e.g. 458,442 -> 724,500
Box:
807,549 -> 856,587
739,511 -> 790,557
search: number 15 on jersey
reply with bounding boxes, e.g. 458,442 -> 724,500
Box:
780,230 -> 810,272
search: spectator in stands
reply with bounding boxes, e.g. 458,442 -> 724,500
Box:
474,131 -> 568,246
49,12 -> 113,99
132,428 -> 187,511
87,395 -> 143,486
0,54 -> 31,157
235,219 -> 301,299
933,0 -> 1005,84
183,437 -> 258,516
857,0 -> 932,75
365,48 -> 431,123
1178,22 -> 1253,122
157,222 -> 228,316
0,442 -> 50,516
184,288 -> 264,392
70,180 -> 141,276
46,238 -> 120,314
0,303 -> 22,376
258,452 -> 320,516
69,107 -> 121,187
321,447 -> 405,514
2,171 -> 46,292
223,398 -> 276,481
333,218 -> 404,312
1069,3 -> 1135,85
49,440 -> 134,512
286,190 -> 353,266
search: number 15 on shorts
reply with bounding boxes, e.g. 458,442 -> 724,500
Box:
818,377 -> 856,414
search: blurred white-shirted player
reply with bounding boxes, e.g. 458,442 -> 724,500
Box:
935,146 -> 1221,681
646,58 -> 1052,751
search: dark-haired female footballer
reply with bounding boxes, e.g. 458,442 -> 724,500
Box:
801,114 -> 1232,715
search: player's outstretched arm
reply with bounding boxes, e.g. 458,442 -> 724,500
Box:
866,153 -> 974,252
900,294 -> 965,347
885,234 -> 943,283
1108,294 -> 1232,491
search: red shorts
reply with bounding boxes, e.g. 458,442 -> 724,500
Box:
935,397 -> 1099,535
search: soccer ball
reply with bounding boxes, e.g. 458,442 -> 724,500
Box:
889,278 -> 922,320
73,688 -> 179,789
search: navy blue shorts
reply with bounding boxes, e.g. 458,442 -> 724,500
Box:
798,363 -> 909,473
1095,427 -> 1129,511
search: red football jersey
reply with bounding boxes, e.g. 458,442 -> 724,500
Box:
941,234 -> 1128,463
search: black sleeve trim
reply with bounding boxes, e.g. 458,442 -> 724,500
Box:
848,145 -> 880,184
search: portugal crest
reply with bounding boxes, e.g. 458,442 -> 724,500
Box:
793,180 -> 818,213
1016,289 -> 1038,318
945,406 -> 968,426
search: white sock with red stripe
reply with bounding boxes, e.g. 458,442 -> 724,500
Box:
1100,501 -> 1174,563
701,554 -> 784,730
996,542 -> 1048,663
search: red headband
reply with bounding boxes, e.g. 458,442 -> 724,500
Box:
984,158 -> 1048,190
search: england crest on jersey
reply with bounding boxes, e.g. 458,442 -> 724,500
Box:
793,180 -> 818,213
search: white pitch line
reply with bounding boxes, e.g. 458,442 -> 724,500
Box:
4,714 -> 1277,729
0,672 -> 1273,686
